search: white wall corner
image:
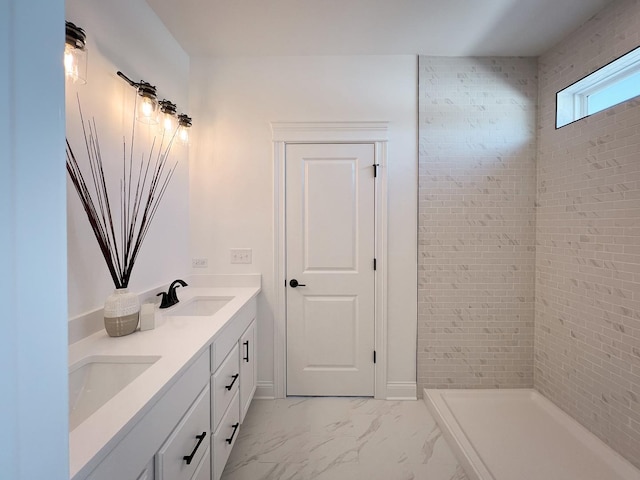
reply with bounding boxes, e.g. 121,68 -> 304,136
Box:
386,382 -> 418,400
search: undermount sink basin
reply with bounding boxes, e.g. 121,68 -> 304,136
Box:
69,355 -> 160,431
165,296 -> 233,317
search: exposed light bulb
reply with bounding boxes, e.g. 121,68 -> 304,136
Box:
64,47 -> 77,78
177,113 -> 192,146
179,127 -> 189,144
163,116 -> 175,133
141,98 -> 154,118
64,22 -> 87,84
135,82 -> 159,125
158,100 -> 178,135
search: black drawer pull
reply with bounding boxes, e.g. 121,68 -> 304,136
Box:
183,431 -> 207,465
225,373 -> 239,390
226,422 -> 240,444
243,340 -> 249,362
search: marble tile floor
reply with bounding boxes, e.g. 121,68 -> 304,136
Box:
221,397 -> 469,480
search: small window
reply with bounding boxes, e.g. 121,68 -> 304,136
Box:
556,46 -> 640,128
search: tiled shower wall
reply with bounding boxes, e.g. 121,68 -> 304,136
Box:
535,0 -> 640,468
418,57 -> 538,390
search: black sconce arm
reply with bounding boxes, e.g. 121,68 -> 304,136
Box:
116,70 -> 137,87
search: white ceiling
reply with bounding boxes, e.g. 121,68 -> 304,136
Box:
145,0 -> 615,57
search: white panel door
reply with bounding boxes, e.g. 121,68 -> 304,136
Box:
286,143 -> 375,396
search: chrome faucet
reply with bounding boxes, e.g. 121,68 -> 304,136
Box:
157,279 -> 188,309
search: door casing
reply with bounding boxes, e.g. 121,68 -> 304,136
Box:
271,121 -> 389,399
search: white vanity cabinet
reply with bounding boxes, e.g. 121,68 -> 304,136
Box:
239,319 -> 257,422
210,297 -> 257,480
74,289 -> 260,480
86,349 -> 210,480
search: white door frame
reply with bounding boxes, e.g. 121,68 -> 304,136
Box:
271,121 -> 389,399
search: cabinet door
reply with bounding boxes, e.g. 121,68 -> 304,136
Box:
136,458 -> 154,480
213,391 -> 240,480
239,319 -> 257,422
191,446 -> 210,480
212,343 -> 240,429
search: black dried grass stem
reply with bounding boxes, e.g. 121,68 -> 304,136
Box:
66,97 -> 179,289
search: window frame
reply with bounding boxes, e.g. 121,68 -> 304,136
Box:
556,45 -> 640,129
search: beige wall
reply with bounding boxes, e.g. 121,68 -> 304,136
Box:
535,0 -> 640,468
418,56 -> 538,390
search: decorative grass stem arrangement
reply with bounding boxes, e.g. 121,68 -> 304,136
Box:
66,98 -> 180,335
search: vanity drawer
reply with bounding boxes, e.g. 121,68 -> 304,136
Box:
212,391 -> 240,480
212,343 -> 239,429
212,298 -> 256,371
156,384 -> 210,480
191,445 -> 211,480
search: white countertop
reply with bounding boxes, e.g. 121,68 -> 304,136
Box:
68,279 -> 260,479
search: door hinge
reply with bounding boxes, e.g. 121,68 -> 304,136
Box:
373,350 -> 377,363
373,258 -> 377,270
373,163 -> 380,177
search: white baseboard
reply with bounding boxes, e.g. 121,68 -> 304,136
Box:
254,381 -> 275,400
254,381 -> 414,400
386,382 -> 417,400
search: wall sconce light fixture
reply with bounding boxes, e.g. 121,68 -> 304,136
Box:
177,114 -> 192,145
159,100 -> 177,135
65,21 -> 88,84
117,71 -> 159,124
117,71 -> 192,139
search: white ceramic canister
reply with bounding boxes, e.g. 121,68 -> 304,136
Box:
103,288 -> 140,337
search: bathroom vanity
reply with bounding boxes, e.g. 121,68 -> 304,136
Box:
68,275 -> 260,480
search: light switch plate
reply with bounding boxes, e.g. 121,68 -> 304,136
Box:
230,248 -> 252,264
192,258 -> 208,268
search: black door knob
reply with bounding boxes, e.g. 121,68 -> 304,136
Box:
289,279 -> 306,288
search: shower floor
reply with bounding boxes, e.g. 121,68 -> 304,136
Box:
424,389 -> 640,480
